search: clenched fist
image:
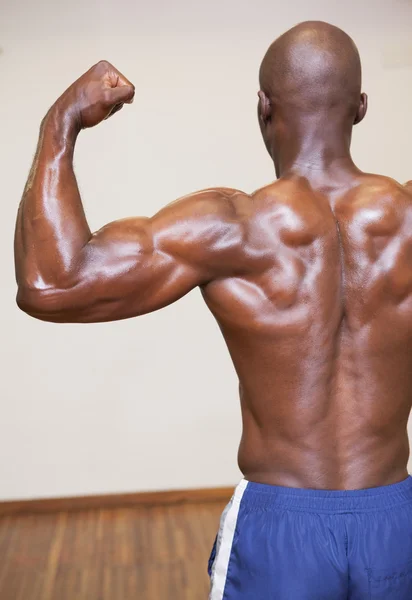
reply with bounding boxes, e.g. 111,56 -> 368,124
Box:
56,60 -> 135,130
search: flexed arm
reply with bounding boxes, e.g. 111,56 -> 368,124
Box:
14,61 -> 248,323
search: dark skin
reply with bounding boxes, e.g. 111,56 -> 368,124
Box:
15,21 -> 412,490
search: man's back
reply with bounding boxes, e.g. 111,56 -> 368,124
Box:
203,174 -> 412,490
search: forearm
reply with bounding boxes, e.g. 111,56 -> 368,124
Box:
15,101 -> 91,304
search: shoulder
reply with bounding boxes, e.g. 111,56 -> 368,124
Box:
151,187 -> 253,257
153,187 -> 252,226
151,187 -> 258,277
175,186 -> 251,213
404,180 -> 412,197
338,176 -> 412,238
345,175 -> 412,213
355,174 -> 407,198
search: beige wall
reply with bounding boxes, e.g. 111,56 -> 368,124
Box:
1,0 -> 412,500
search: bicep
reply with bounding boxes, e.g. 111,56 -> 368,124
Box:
35,217 -> 205,323
36,190 -> 247,323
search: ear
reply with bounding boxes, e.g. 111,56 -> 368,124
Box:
354,92 -> 368,125
258,90 -> 271,124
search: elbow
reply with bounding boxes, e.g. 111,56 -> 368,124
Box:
16,284 -> 70,322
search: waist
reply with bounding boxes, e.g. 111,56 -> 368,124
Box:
235,475 -> 412,513
238,428 -> 410,491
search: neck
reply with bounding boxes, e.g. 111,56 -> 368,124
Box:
270,114 -> 359,183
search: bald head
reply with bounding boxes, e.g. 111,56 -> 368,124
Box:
259,21 -> 364,118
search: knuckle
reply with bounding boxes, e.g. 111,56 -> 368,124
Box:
96,59 -> 111,71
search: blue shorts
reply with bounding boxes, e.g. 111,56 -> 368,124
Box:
208,476 -> 412,599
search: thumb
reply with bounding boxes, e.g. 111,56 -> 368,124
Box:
107,84 -> 135,105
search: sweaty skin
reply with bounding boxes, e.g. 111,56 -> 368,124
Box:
15,22 -> 412,491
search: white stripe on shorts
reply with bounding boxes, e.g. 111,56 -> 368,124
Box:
209,479 -> 248,600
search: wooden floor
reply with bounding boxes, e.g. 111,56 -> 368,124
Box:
0,500 -> 226,600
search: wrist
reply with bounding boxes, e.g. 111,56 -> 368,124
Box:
44,95 -> 81,143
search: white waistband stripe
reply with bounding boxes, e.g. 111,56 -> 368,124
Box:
209,479 -> 248,600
